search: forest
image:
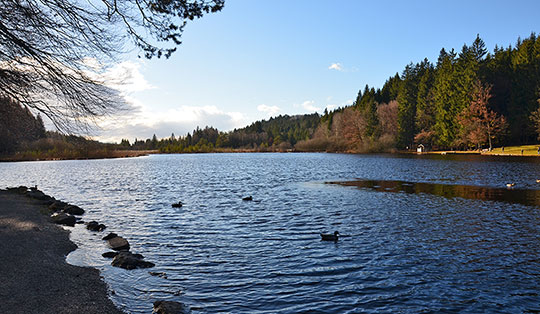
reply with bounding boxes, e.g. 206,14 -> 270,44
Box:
298,33 -> 540,152
126,33 -> 540,154
1,33 -> 540,157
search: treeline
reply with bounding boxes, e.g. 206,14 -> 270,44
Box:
132,33 -> 540,153
120,114 -> 321,153
0,98 -> 150,160
0,97 -> 46,152
2,131 -> 153,161
302,34 -> 540,151
3,33 -> 540,157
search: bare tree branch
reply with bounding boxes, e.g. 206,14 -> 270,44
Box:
0,0 -> 224,133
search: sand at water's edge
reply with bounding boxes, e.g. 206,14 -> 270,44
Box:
0,190 -> 124,314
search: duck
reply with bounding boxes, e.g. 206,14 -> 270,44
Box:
320,231 -> 339,242
242,196 -> 253,201
171,201 -> 183,208
506,183 -> 516,188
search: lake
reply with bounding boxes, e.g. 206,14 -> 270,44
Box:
2,153 -> 540,313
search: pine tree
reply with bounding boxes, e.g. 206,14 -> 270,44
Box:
397,63 -> 419,148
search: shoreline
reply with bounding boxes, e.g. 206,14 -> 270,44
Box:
0,189 -> 124,314
0,150 -> 157,162
2,147 -> 540,163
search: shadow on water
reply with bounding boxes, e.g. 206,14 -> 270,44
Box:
326,179 -> 540,207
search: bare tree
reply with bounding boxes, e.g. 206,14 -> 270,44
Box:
0,0 -> 224,132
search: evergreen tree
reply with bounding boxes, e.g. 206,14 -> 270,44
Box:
397,63 -> 419,148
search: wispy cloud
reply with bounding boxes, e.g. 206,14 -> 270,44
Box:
328,62 -> 343,71
88,60 -> 252,142
293,100 -> 321,113
102,61 -> 154,94
95,104 -> 248,143
257,104 -> 280,117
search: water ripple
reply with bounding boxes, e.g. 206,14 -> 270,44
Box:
2,153 -> 540,313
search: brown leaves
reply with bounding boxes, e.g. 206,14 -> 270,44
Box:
456,80 -> 507,149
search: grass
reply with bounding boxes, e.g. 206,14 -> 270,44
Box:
484,145 -> 540,156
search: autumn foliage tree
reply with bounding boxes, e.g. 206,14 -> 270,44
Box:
456,81 -> 507,150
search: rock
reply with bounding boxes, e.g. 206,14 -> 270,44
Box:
111,252 -> 155,270
107,236 -> 130,251
242,196 -> 253,201
171,202 -> 183,208
26,190 -> 50,201
7,186 -> 28,194
149,271 -> 167,279
48,201 -> 69,212
102,232 -> 118,240
50,212 -> 76,226
63,205 -> 85,215
153,300 -> 191,314
87,221 -> 106,232
42,199 -> 56,206
102,252 -> 119,258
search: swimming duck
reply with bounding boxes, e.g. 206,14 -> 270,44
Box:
242,196 -> 253,201
320,231 -> 339,242
171,201 -> 183,208
506,183 -> 516,188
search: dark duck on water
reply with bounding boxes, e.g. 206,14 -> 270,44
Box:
320,231 -> 339,242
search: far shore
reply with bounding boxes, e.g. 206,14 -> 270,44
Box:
3,144 -> 540,163
0,150 -> 158,162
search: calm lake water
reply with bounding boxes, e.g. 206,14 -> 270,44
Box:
2,153 -> 540,313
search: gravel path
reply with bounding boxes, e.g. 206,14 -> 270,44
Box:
0,190 -> 124,314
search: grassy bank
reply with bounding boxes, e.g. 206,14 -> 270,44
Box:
425,145 -> 540,156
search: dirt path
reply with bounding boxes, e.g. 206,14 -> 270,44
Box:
0,190 -> 124,314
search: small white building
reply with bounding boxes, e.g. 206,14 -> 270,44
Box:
417,144 -> 425,153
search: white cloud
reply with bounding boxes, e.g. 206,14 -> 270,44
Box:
102,61 -> 154,94
95,103 -> 248,143
328,63 -> 343,71
257,104 -> 280,116
293,100 -> 321,113
325,104 -> 337,111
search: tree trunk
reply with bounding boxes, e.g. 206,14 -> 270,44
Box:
488,129 -> 492,151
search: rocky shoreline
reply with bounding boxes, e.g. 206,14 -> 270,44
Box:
0,187 -> 190,314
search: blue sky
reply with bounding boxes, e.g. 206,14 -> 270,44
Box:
96,0 -> 540,142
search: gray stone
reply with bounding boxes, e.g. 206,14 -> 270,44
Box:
102,251 -> 118,258
102,232 -> 118,240
63,205 -> 85,215
107,236 -> 130,251
149,271 -> 167,279
86,221 -> 106,232
111,252 -> 154,270
153,301 -> 191,314
50,212 -> 76,226
26,190 -> 50,201
48,201 -> 69,212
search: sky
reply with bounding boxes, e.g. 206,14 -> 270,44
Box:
94,0 -> 540,143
